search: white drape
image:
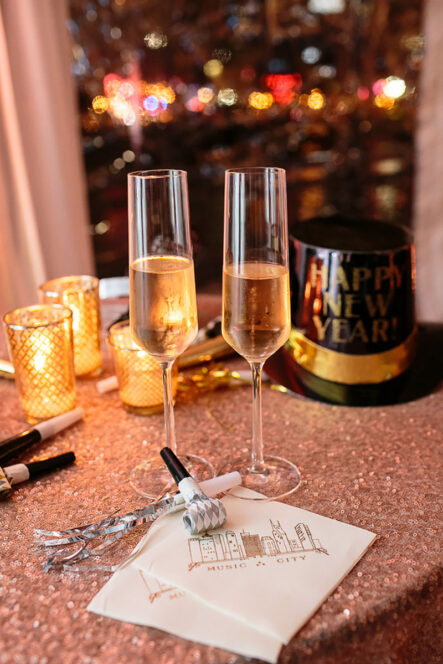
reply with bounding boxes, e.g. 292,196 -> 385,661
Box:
414,0 -> 443,323
0,0 -> 94,316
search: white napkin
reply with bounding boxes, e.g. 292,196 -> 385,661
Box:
133,487 -> 376,645
89,488 -> 376,662
88,546 -> 282,662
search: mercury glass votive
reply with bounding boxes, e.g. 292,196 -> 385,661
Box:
3,305 -> 76,424
108,322 -> 178,414
38,276 -> 102,377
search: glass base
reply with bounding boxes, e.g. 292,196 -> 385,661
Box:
130,454 -> 215,503
217,454 -> 302,501
123,402 -> 164,416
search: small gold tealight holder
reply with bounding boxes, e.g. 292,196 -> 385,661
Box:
39,276 -> 102,377
3,305 -> 76,424
108,321 -> 178,415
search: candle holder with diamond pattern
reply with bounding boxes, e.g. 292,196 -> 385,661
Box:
38,276 -> 102,377
108,321 -> 178,414
3,305 -> 76,424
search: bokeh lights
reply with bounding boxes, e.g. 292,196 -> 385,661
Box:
94,58 -> 408,127
249,92 -> 273,110
70,0 -> 423,280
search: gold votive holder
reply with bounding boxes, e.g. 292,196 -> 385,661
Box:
38,276 -> 102,377
3,305 -> 76,424
108,321 -> 178,415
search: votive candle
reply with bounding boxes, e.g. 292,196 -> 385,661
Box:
3,305 -> 76,424
108,321 -> 178,414
39,275 -> 102,377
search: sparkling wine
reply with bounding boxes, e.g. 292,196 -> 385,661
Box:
222,262 -> 290,362
130,255 -> 198,360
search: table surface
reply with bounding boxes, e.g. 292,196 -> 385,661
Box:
0,297 -> 442,664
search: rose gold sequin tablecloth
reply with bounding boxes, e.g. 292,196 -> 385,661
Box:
0,297 -> 441,664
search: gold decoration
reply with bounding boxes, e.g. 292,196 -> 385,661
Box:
178,335 -> 233,368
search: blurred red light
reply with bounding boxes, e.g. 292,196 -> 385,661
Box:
264,74 -> 302,105
372,79 -> 386,96
103,73 -> 122,97
187,96 -> 204,112
357,86 -> 370,100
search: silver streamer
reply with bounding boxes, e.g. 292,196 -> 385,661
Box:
35,476 -> 231,572
34,497 -> 179,573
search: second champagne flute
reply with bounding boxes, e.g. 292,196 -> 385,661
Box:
128,169 -> 214,500
220,167 -> 301,500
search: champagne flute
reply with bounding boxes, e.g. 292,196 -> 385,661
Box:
128,169 -> 214,500
219,167 -> 301,500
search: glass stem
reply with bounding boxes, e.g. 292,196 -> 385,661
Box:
160,360 -> 176,454
250,361 -> 265,473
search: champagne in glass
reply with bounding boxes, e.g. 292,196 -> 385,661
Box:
128,170 -> 213,500
223,262 -> 290,362
130,256 -> 198,359
220,167 -> 301,500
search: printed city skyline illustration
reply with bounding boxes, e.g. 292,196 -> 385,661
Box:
188,520 -> 328,570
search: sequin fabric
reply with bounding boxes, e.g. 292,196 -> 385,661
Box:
0,298 -> 441,664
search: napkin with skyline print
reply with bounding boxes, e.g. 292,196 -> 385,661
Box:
89,487 -> 376,662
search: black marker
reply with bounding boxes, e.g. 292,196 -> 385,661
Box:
0,452 -> 76,498
0,408 -> 84,465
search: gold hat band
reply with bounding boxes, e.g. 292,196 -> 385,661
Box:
286,327 -> 417,385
